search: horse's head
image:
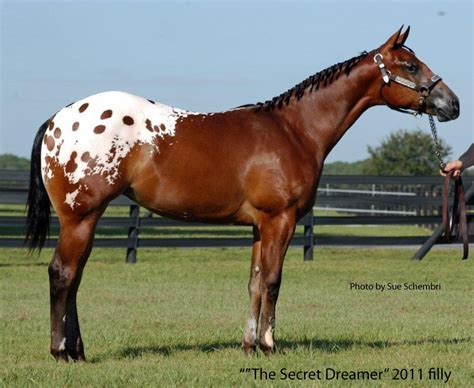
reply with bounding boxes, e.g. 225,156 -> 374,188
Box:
374,26 -> 459,122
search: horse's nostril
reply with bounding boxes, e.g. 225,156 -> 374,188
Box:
451,99 -> 460,115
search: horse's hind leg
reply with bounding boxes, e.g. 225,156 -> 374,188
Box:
64,233 -> 95,362
49,210 -> 102,362
242,226 -> 262,355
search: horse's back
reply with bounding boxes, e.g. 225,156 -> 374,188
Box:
39,90 -> 310,222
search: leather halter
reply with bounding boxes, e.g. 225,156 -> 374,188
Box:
373,53 -> 442,116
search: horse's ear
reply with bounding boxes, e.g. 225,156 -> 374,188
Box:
381,26 -> 404,50
397,25 -> 410,47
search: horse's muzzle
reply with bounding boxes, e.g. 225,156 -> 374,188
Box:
435,97 -> 459,122
428,86 -> 460,122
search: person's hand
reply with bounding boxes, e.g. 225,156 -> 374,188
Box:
440,160 -> 463,180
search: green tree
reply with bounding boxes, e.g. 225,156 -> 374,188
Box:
323,159 -> 372,175
363,129 -> 452,176
0,154 -> 30,170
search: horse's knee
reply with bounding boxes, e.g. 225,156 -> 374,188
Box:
48,258 -> 76,294
248,272 -> 260,294
262,274 -> 281,302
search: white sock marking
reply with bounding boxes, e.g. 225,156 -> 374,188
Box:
246,318 -> 257,342
264,326 -> 274,348
58,337 -> 66,351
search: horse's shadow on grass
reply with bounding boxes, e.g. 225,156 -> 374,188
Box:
0,261 -> 48,267
100,336 -> 470,362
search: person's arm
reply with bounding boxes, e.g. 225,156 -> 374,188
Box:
459,143 -> 474,169
440,143 -> 474,179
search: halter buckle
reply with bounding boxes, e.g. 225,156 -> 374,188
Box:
374,54 -> 390,84
373,53 -> 384,63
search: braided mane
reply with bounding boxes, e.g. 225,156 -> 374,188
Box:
246,51 -> 370,111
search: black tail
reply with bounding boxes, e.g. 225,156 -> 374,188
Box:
25,120 -> 51,251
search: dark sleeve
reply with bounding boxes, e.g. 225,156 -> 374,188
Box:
459,143 -> 474,169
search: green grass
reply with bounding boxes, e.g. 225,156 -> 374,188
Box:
0,246 -> 472,387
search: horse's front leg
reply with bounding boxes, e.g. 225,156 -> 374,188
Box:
258,209 -> 296,354
242,226 -> 262,355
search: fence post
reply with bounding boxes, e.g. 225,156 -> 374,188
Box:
126,204 -> 140,263
304,211 -> 314,261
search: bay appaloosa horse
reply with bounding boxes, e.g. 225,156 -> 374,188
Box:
26,26 -> 459,361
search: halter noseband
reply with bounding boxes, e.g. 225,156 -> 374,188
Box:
373,53 -> 442,116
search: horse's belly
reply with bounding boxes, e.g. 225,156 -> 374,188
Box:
128,158 -> 247,223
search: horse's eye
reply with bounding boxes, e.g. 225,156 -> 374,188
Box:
406,63 -> 418,74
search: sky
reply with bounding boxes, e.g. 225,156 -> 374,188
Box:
1,0 -> 472,162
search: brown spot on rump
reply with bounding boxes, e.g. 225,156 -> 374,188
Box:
46,136 -> 55,151
145,119 -> 153,132
48,120 -> 54,131
65,151 -> 78,173
44,135 -> 48,144
94,125 -> 106,134
72,122 -> 80,131
122,116 -> 134,125
153,125 -> 159,132
160,123 -> 166,131
101,110 -> 113,119
79,103 -> 89,113
43,156 -> 54,178
44,155 -> 53,166
54,127 -> 62,138
55,139 -> 64,157
81,151 -> 90,162
86,156 -> 97,171
106,145 -> 117,164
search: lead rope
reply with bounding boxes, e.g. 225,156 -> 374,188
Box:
428,115 -> 446,170
432,115 -> 469,259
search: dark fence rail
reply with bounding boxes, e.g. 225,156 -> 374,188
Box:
0,170 -> 472,261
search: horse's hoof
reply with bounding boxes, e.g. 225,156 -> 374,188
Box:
259,342 -> 276,355
50,349 -> 69,362
242,341 -> 257,356
68,351 -> 86,362
76,354 -> 86,362
67,338 -> 86,362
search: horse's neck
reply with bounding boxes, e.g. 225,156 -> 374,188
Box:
275,60 -> 379,164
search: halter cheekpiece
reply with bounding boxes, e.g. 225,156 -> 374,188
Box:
373,53 -> 442,116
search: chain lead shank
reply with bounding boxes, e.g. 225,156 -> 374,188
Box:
429,115 -> 445,170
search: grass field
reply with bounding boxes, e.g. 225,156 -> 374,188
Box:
0,244 -> 472,387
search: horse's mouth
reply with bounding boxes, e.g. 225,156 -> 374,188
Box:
436,107 -> 459,122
